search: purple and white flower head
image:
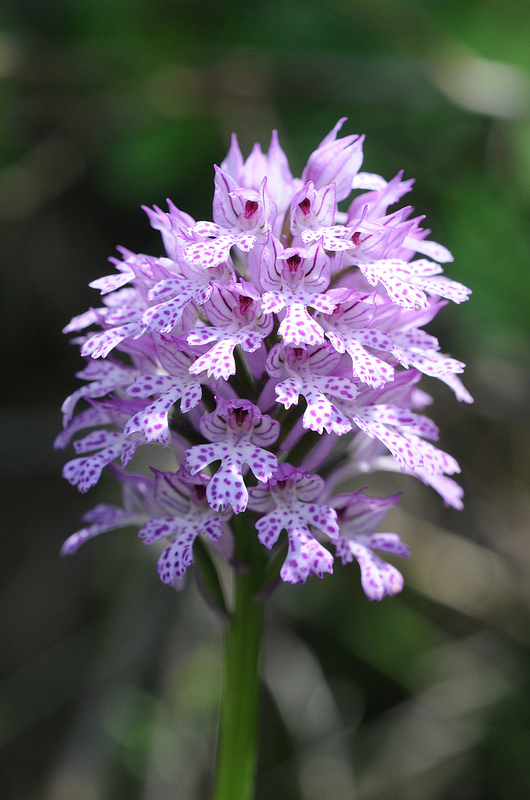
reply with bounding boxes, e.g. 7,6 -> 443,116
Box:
57,119 -> 472,600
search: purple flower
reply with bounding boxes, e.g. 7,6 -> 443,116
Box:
331,490 -> 409,600
221,129 -> 298,215
61,358 -> 139,426
62,467 -> 231,589
140,254 -> 232,334
186,398 -> 279,513
123,336 -> 204,444
317,289 -> 399,388
186,281 -> 273,380
259,234 -> 336,347
58,119 -> 472,598
265,344 -> 356,435
249,464 -> 338,584
138,468 -> 231,586
186,169 -> 276,268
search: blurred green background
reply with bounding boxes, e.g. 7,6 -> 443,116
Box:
1,1 -> 530,798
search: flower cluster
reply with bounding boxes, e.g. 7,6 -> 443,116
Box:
57,119 -> 472,600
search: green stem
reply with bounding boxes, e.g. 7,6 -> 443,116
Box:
212,521 -> 265,800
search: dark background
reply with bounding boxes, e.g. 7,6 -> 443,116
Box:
1,1 -> 530,798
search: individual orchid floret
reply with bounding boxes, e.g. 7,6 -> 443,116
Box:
186,281 -> 273,380
186,169 -> 277,268
123,336 -> 204,444
248,463 -> 339,584
138,468 -> 231,587
259,234 -> 336,347
290,182 -> 351,251
266,344 -> 357,435
86,250 -> 173,308
61,358 -> 139,426
353,254 -> 469,311
60,397 -> 150,492
88,248 -> 168,301
186,398 -> 279,513
62,427 -> 139,493
141,199 -> 196,263
331,489 -> 409,600
338,208 -> 470,310
140,252 -> 232,334
348,198 -> 454,267
318,290 -> 400,388
79,289 -> 147,359
372,300 -> 473,402
61,466 -> 231,590
336,370 -> 460,475
301,117 -> 365,202
341,206 -> 418,266
221,129 -> 299,215
212,168 -> 276,236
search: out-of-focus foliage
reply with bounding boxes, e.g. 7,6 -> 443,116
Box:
1,1 -> 529,799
